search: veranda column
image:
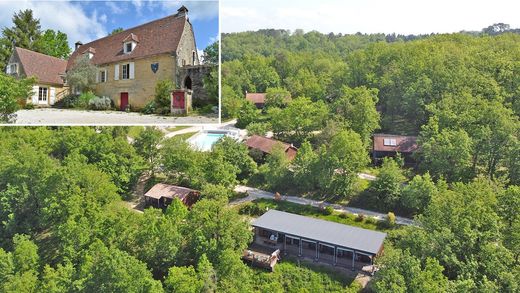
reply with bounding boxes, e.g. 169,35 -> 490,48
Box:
334,246 -> 337,266
283,235 -> 287,255
351,251 -> 355,271
315,242 -> 319,261
298,237 -> 302,256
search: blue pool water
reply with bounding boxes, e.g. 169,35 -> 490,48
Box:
190,133 -> 225,151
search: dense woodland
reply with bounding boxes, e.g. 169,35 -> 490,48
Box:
222,28 -> 520,291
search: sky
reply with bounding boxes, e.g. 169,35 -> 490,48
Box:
221,0 -> 520,35
0,0 -> 219,51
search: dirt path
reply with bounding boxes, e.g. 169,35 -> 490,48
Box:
232,185 -> 415,226
11,108 -> 218,125
124,173 -> 151,213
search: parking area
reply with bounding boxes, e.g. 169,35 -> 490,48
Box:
11,108 -> 218,125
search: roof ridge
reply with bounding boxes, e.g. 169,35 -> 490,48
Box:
78,12 -> 185,48
251,134 -> 291,146
15,47 -> 67,62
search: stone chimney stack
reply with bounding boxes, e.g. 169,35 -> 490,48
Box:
177,5 -> 188,17
75,41 -> 83,51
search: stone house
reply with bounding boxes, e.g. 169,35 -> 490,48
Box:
66,5 -> 200,110
5,47 -> 68,107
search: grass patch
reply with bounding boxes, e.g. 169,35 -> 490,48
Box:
166,126 -> 191,132
173,131 -> 198,141
127,126 -> 144,139
251,257 -> 358,292
238,198 -> 391,232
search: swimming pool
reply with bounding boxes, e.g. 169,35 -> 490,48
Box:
188,132 -> 225,151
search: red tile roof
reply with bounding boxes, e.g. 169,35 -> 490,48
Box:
67,12 -> 187,70
144,183 -> 199,206
246,135 -> 297,160
123,33 -> 139,43
246,93 -> 266,104
14,47 -> 67,86
373,134 -> 418,153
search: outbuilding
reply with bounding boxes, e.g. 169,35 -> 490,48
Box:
249,210 -> 386,270
144,183 -> 200,208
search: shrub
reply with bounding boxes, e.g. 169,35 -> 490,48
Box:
54,94 -> 80,108
322,206 -> 334,215
239,203 -> 264,216
154,80 -> 174,110
24,103 -> 35,110
386,212 -> 396,227
89,96 -> 113,110
246,122 -> 271,136
355,213 -> 366,222
339,212 -> 348,219
142,100 -> 156,114
365,217 -> 378,225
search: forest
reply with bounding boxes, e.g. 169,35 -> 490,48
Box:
221,28 -> 520,291
0,127 -> 369,292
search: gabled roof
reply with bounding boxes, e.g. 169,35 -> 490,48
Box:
252,210 -> 387,255
122,33 -> 140,43
13,47 -> 67,85
245,135 -> 297,160
144,183 -> 197,200
373,134 -> 418,153
67,11 -> 187,70
246,93 -> 266,104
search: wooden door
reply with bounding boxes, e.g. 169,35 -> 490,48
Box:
120,92 -> 129,111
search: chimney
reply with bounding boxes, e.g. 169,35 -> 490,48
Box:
75,41 -> 83,50
177,5 -> 188,17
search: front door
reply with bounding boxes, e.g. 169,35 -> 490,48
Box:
120,92 -> 128,111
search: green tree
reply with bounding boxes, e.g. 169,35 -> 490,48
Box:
197,254 -> 216,293
292,140 -> 319,192
259,143 -> 291,190
37,29 -> 71,59
110,27 -> 124,35
1,9 -> 42,68
215,249 -> 253,292
419,127 -> 473,182
133,126 -> 164,176
0,235 -> 40,293
369,157 -> 406,209
164,265 -> 202,293
269,96 -> 328,144
331,86 -> 380,146
236,101 -> 260,129
265,87 -> 291,109
317,130 -> 369,198
0,73 -> 34,123
65,54 -> 97,93
212,136 -> 257,180
245,121 -> 271,136
400,173 -> 438,214
75,240 -> 163,292
154,79 -> 174,114
202,41 -> 218,65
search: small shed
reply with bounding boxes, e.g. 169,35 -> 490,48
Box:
144,183 -> 200,208
245,135 -> 297,160
245,92 -> 266,109
372,134 -> 418,164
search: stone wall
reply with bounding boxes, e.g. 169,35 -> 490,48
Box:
179,64 -> 217,106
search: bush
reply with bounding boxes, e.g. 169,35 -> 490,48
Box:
154,80 -> 174,110
24,103 -> 35,110
54,94 -> 79,108
355,213 -> 366,222
239,202 -> 264,216
322,206 -> 334,215
339,212 -> 348,219
365,217 -> 378,225
89,96 -> 113,110
142,100 -> 156,114
386,212 -> 396,227
246,122 -> 271,136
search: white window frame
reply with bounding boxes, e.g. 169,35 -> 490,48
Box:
9,63 -> 17,74
122,64 -> 130,79
38,87 -> 48,103
124,41 -> 136,54
383,138 -> 397,146
100,70 -> 107,83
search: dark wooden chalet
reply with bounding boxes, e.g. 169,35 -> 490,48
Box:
144,183 -> 200,209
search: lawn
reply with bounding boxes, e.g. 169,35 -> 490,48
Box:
172,131 -> 198,141
127,126 -> 144,138
237,198 -> 395,232
251,257 -> 360,292
166,126 -> 191,132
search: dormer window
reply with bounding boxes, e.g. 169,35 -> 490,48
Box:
122,33 -> 139,54
82,47 -> 96,59
6,63 -> 18,74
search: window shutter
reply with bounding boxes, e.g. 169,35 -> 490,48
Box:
105,70 -> 108,82
96,71 -> 99,83
49,87 -> 56,105
114,64 -> 119,80
31,86 -> 39,104
129,62 -> 135,79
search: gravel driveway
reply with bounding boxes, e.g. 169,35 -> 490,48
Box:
9,108 -> 218,125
